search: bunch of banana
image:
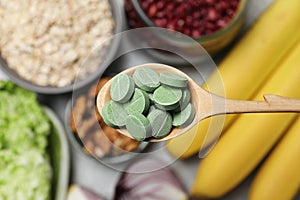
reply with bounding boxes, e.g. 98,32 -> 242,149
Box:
191,39 -> 300,198
165,0 -> 300,198
166,0 -> 300,159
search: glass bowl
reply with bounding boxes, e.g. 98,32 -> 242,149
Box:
125,0 -> 248,55
0,1 -> 123,94
44,107 -> 70,200
64,77 -> 148,165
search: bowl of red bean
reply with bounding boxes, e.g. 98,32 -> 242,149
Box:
125,0 -> 247,55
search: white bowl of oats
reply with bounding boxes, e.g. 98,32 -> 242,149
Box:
0,0 -> 123,94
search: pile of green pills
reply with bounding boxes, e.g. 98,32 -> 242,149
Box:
102,67 -> 195,141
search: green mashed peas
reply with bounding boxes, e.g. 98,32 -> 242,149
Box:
0,81 -> 52,200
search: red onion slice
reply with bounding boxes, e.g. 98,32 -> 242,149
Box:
115,159 -> 187,200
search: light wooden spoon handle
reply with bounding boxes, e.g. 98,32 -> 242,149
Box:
211,94 -> 300,117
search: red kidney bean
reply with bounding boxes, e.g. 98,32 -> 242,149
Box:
208,8 -> 218,21
147,4 -> 157,17
125,0 -> 240,38
156,1 -> 165,9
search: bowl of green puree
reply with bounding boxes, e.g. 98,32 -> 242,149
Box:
0,80 -> 70,200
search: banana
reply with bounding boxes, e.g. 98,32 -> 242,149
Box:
190,37 -> 300,198
249,117 -> 300,200
166,0 -> 300,159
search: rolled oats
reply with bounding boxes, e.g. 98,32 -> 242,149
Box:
0,0 -> 115,87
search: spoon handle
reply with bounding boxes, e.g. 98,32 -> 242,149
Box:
217,94 -> 300,115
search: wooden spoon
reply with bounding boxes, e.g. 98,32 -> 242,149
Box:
97,63 -> 300,142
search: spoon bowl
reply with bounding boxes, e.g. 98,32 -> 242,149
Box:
97,63 -> 300,142
97,63 -> 201,141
